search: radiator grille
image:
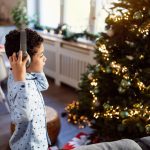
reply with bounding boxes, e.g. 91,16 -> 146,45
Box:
60,54 -> 88,81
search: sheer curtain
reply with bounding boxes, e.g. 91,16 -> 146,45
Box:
95,0 -> 117,33
39,0 -> 60,28
65,0 -> 91,33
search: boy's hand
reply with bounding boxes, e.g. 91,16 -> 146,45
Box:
9,51 -> 29,81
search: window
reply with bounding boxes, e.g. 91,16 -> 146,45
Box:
28,0 -> 118,34
65,0 -> 91,33
39,0 -> 60,28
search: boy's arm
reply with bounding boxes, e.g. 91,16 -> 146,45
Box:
33,72 -> 49,91
11,81 -> 32,123
8,51 -> 32,123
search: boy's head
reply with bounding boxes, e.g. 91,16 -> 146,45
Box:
5,28 -> 43,59
5,28 -> 47,72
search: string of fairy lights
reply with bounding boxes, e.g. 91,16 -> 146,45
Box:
108,9 -> 150,37
65,40 -> 150,132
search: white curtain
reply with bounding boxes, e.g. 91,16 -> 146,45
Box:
65,0 -> 91,33
39,0 -> 60,28
95,0 -> 117,33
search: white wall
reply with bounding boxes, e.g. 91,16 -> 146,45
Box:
0,0 -> 18,21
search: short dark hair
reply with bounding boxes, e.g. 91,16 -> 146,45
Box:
5,28 -> 44,59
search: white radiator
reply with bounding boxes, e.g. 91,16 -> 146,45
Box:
43,38 -> 95,89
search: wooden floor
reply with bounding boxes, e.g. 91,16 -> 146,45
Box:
0,77 -> 92,150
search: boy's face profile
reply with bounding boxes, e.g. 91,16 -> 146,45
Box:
27,43 -> 47,73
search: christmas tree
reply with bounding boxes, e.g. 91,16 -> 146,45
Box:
66,0 -> 150,140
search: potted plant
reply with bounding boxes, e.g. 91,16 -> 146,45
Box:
11,0 -> 29,29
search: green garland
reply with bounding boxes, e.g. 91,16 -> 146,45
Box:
34,23 -> 99,42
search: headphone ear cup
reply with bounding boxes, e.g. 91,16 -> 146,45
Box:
22,51 -> 31,68
25,53 -> 31,68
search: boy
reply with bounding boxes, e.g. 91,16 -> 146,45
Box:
5,28 -> 51,150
